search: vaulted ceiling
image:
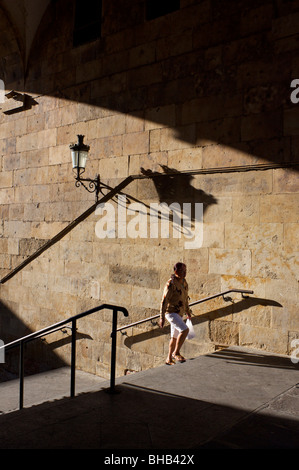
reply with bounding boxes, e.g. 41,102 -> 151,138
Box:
0,0 -> 51,66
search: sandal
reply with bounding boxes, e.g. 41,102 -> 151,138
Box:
172,354 -> 186,363
165,359 -> 176,366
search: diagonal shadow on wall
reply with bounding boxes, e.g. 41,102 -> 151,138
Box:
123,296 -> 283,349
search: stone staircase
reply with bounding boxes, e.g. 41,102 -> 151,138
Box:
0,347 -> 298,449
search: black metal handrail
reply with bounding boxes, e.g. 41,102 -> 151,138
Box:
0,303 -> 128,409
116,289 -> 253,333
0,289 -> 253,410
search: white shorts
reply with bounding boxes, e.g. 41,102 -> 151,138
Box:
165,313 -> 188,339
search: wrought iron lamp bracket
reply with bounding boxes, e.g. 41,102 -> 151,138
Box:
73,173 -> 110,202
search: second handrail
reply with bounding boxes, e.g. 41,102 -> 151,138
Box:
116,289 -> 253,333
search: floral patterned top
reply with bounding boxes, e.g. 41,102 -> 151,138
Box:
160,275 -> 192,320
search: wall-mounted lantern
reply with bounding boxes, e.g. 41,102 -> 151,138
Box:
70,135 -> 100,202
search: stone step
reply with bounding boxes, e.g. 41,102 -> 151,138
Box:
0,367 -> 108,414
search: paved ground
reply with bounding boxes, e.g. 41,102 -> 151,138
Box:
0,346 -> 298,451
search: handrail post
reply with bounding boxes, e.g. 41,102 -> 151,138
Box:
70,319 -> 77,398
19,341 -> 24,410
0,303 -> 129,407
109,308 -> 118,393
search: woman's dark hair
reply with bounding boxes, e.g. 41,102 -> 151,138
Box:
173,262 -> 186,272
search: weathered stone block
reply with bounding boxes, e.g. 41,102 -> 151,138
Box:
99,156 -> 129,179
196,117 -> 240,147
225,223 -> 284,250
19,238 -> 46,257
130,326 -> 165,357
260,194 -> 299,223
168,147 -> 202,171
123,131 -> 149,155
126,111 -> 144,133
160,125 -> 196,151
252,249 -> 298,281
97,114 -> 126,139
241,111 -> 281,142
198,173 -> 243,196
129,43 -> 156,68
242,170 -> 273,193
0,171 -> 13,188
30,221 -> 66,239
7,238 -> 19,255
221,274 -> 266,298
202,143 -> 251,168
283,108 -> 299,136
284,223 -> 299,253
101,282 -> 132,306
131,286 -> 162,309
209,320 -> 239,346
138,151 -> 168,173
232,195 -> 259,223
149,129 -> 161,152
49,144 -> 69,166
27,114 -> 45,133
145,105 -> 176,131
273,168 -> 299,193
209,249 -> 251,276
0,188 -> 14,205
239,324 -> 288,355
202,222 -> 224,248
110,265 -> 160,289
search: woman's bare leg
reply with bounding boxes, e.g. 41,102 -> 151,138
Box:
166,337 -> 177,364
173,329 -> 189,358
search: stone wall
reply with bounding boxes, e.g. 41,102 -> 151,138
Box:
0,0 -> 298,378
